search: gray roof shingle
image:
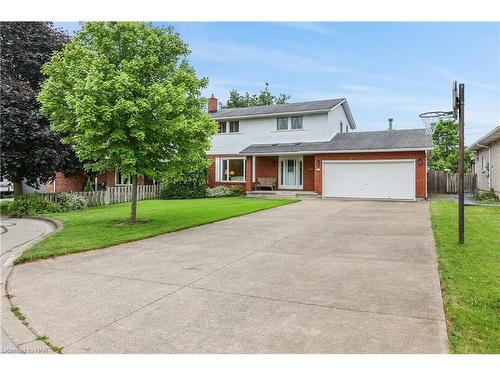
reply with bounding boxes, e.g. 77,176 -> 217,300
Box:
210,98 -> 345,119
239,128 -> 432,155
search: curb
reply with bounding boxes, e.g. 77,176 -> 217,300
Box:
1,216 -> 61,354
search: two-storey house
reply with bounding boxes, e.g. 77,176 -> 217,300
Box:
207,95 -> 432,200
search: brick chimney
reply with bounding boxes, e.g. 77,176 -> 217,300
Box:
208,94 -> 218,113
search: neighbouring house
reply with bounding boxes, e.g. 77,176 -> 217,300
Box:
207,95 -> 432,200
469,126 -> 500,193
46,171 -> 155,193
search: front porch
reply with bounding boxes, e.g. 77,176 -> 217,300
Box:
247,154 -> 316,192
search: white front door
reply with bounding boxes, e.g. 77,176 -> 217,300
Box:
279,156 -> 303,189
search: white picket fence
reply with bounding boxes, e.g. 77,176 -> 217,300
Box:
42,185 -> 160,206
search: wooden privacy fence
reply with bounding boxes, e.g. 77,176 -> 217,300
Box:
43,185 -> 160,206
427,171 -> 476,194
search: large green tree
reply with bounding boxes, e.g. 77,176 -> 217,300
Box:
225,83 -> 290,108
39,22 -> 217,223
0,22 -> 82,197
431,119 -> 472,172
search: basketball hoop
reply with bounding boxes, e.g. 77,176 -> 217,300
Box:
419,81 -> 460,135
419,110 -> 454,134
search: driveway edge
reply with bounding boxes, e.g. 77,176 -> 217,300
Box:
1,216 -> 61,354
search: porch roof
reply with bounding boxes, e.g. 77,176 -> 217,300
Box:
239,128 -> 433,155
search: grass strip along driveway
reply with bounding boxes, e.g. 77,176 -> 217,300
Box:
431,200 -> 499,354
15,197 -> 296,264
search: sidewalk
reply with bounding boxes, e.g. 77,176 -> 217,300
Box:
1,217 -> 57,354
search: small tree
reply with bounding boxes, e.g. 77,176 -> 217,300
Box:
224,83 -> 290,108
430,120 -> 472,172
0,22 -> 83,197
39,22 -> 217,223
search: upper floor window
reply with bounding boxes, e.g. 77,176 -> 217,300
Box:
277,117 -> 288,130
291,116 -> 303,130
340,121 -> 344,133
229,121 -> 239,133
218,121 -> 226,133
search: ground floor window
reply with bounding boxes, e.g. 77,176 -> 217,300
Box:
216,157 -> 245,182
115,172 -> 131,185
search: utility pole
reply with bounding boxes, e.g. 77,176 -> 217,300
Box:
458,83 -> 465,244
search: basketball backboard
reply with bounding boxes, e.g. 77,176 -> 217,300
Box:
452,80 -> 458,119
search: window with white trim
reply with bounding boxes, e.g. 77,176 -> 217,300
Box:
277,117 -> 288,130
115,172 -> 131,185
229,121 -> 239,133
291,116 -> 303,129
218,121 -> 226,133
481,156 -> 486,172
340,121 -> 344,133
216,157 -> 245,182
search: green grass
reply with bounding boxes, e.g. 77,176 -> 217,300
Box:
431,200 -> 500,353
15,197 -> 296,264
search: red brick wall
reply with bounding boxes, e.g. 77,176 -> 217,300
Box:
303,155 -> 315,191
46,172 -> 86,193
48,171 -> 152,192
313,151 -> 427,198
256,156 -> 279,179
245,156 -> 253,192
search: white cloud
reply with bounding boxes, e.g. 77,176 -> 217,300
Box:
278,22 -> 340,36
190,39 -> 397,82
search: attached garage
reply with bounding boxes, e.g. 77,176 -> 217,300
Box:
322,160 -> 416,200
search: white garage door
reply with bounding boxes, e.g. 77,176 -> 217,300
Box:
323,160 -> 416,200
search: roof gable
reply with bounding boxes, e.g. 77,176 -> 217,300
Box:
469,126 -> 500,151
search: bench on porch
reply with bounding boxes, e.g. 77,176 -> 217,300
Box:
255,177 -> 277,191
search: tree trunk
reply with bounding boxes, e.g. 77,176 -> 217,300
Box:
13,177 -> 23,198
130,175 -> 138,224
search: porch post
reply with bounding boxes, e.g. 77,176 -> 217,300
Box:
252,155 -> 256,183
245,156 -> 253,192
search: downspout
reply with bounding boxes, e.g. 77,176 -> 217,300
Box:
476,143 -> 491,189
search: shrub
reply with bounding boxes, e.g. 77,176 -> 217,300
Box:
474,188 -> 499,203
83,179 -> 94,192
7,193 -> 61,217
229,185 -> 245,196
160,169 -> 207,200
56,192 -> 88,211
0,200 -> 13,214
206,186 -> 232,198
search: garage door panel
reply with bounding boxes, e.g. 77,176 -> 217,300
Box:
323,161 -> 415,200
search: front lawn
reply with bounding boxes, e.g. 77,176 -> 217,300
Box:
431,200 -> 500,353
16,197 -> 296,264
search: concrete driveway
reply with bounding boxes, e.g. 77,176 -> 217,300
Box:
8,200 -> 448,353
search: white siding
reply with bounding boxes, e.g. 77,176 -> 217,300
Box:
208,106 -> 352,155
328,104 -> 351,134
475,143 -> 500,193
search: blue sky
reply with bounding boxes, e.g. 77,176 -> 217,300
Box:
55,22 -> 499,145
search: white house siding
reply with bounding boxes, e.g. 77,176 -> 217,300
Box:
475,143 -> 500,193
208,106 -> 352,155
328,104 -> 351,135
